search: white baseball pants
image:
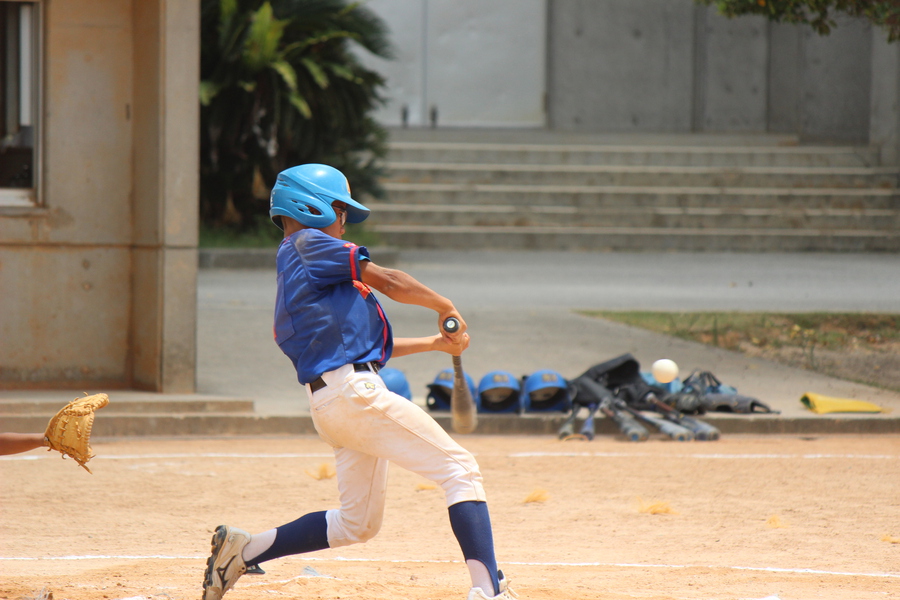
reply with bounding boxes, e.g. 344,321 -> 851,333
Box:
305,363 -> 487,548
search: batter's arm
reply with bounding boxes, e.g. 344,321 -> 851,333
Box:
392,333 -> 470,358
360,261 -> 467,339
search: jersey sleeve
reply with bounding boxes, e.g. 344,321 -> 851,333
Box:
293,230 -> 370,289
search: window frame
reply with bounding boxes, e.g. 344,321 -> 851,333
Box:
0,0 -> 42,208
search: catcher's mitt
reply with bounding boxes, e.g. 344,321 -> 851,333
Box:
44,393 -> 109,473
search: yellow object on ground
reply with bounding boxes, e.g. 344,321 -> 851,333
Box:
801,392 -> 883,414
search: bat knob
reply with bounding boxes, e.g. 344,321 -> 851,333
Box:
442,317 -> 460,334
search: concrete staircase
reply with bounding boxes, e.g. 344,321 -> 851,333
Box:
368,130 -> 900,252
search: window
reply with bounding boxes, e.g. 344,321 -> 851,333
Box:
0,0 -> 40,207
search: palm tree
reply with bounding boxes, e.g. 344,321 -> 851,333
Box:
200,0 -> 393,231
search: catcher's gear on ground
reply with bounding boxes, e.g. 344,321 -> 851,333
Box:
203,525 -> 251,600
44,393 -> 109,473
670,370 -> 778,414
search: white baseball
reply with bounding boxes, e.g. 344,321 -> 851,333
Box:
651,359 -> 679,384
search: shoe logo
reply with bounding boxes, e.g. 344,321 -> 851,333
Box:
216,556 -> 236,584
365,382 -> 376,390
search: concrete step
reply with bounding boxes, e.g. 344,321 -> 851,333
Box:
387,141 -> 881,168
381,183 -> 900,210
3,412 -> 897,437
372,225 -> 900,252
385,162 -> 900,189
0,398 -> 256,415
3,413 -> 317,437
368,203 -> 899,231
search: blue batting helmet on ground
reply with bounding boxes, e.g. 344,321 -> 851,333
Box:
269,163 -> 369,230
426,368 -> 476,411
380,367 -> 412,400
477,370 -> 522,413
522,369 -> 571,412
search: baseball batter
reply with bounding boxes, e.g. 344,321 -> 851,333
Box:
202,164 -> 517,600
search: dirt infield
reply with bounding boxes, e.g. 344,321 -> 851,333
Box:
2,434 -> 899,600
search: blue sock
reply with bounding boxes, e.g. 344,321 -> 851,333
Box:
246,511 -> 329,564
448,501 -> 500,595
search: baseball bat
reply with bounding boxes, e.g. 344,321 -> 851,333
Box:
674,415 -> 720,441
599,400 -> 649,442
579,403 -> 600,441
645,396 -> 721,441
442,317 -> 477,434
617,402 -> 694,441
557,405 -> 581,439
636,412 -> 694,441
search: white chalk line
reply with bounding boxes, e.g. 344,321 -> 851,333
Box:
2,451 -> 897,462
509,452 -> 899,459
1,555 -> 897,579
0,453 -> 334,462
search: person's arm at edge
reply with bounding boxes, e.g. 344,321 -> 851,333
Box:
0,432 -> 48,456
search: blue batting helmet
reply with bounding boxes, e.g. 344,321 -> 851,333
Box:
426,368 -> 476,411
380,367 -> 412,401
522,369 -> 571,412
269,163 -> 369,230
477,370 -> 521,413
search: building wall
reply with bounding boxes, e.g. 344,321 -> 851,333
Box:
360,1 -> 891,150
548,0 -> 695,132
0,0 -> 199,391
355,0 -> 547,128
548,1 -> 876,142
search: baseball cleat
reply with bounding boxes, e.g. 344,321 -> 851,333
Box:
203,525 -> 251,600
466,571 -> 518,600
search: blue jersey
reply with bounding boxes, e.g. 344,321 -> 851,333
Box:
274,229 -> 392,384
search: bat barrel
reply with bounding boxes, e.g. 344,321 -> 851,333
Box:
655,420 -> 694,441
680,416 -> 721,441
614,414 -> 649,442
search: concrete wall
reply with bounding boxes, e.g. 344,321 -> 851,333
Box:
548,0 -> 695,131
358,1 -> 891,149
0,0 -> 199,392
870,31 -> 900,165
355,0 -> 546,127
548,2 -> 877,143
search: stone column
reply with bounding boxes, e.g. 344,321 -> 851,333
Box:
131,0 -> 199,392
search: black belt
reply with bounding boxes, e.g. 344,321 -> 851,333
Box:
309,362 -> 380,393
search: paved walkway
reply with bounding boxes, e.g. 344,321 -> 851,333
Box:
197,250 -> 900,423
3,250 -> 898,435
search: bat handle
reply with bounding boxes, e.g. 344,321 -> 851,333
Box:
443,317 -> 460,334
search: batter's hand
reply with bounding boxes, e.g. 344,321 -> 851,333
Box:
434,331 -> 470,356
438,311 -> 467,343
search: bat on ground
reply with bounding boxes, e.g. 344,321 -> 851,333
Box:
578,402 -> 601,440
599,400 -> 649,442
676,415 -> 720,441
645,395 -> 721,441
557,404 -> 582,440
442,317 -> 477,434
616,401 -> 694,441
